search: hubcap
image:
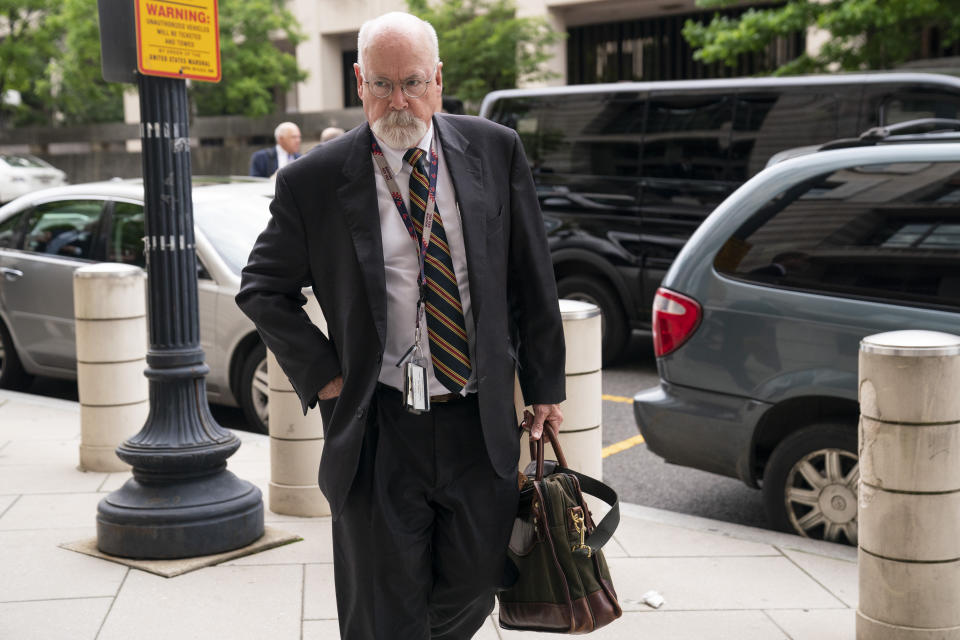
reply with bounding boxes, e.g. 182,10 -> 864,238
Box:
784,448 -> 859,544
251,357 -> 269,428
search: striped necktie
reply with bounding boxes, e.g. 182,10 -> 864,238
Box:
404,147 -> 472,393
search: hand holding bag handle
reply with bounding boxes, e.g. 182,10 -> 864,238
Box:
529,423 -> 620,556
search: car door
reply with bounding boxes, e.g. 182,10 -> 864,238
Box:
3,199 -> 107,371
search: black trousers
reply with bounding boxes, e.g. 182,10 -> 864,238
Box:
332,385 -> 519,640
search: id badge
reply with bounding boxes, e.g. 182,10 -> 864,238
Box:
404,359 -> 430,414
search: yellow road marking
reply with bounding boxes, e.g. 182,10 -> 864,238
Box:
601,434 -> 645,458
602,394 -> 633,404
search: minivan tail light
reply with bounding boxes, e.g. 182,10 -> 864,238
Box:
652,288 -> 702,357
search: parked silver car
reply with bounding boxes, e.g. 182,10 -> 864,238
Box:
0,154 -> 67,204
0,178 -> 274,432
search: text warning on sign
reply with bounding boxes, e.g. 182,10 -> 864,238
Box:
135,0 -> 221,82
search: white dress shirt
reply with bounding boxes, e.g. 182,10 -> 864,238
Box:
276,145 -> 295,170
373,123 -> 477,396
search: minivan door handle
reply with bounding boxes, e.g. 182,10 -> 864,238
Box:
1,267 -> 24,281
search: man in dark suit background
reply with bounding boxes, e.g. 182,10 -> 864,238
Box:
249,121 -> 302,177
237,11 -> 565,640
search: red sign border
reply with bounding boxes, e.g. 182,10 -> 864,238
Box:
134,0 -> 222,83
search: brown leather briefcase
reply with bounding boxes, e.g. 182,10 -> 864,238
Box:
498,427 -> 622,634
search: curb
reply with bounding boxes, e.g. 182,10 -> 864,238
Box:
620,502 -> 858,562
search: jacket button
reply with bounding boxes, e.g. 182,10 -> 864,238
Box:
376,353 -> 382,365
356,407 -> 365,419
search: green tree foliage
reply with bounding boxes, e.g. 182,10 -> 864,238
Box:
0,0 -> 306,127
406,0 -> 562,108
683,0 -> 960,75
41,0 -> 125,125
0,0 -> 62,126
190,0 -> 306,117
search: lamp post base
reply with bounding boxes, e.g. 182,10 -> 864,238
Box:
97,470 -> 264,559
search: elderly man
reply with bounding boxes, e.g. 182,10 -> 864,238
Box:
249,121 -> 301,177
237,11 -> 565,640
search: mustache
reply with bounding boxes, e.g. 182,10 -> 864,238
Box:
372,109 -> 428,150
381,110 -> 419,128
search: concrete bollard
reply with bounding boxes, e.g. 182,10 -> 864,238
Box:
857,330 -> 960,640
73,264 -> 149,472
517,299 -> 602,479
267,297 -> 330,517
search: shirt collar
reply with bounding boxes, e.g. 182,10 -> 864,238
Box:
374,121 -> 434,175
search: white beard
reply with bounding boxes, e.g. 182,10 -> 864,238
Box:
371,110 -> 428,150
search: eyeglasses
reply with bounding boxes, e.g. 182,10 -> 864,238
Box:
363,72 -> 434,100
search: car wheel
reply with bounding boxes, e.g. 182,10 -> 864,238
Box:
0,320 -> 33,391
556,275 -> 628,365
239,344 -> 269,434
763,423 -> 859,545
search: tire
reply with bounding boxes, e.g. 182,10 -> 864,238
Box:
762,422 -> 859,545
239,343 -> 269,434
0,320 -> 33,391
556,275 -> 628,365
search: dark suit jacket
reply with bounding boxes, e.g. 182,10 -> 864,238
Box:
250,147 -> 301,177
249,147 -> 278,177
236,114 -> 566,519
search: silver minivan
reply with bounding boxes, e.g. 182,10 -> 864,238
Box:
633,143 -> 960,544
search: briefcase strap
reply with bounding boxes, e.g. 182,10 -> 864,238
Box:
529,426 -> 620,553
554,466 -> 620,554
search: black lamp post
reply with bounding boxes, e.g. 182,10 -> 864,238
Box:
96,74 -> 264,559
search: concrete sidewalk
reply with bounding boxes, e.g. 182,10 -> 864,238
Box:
0,388 -> 857,640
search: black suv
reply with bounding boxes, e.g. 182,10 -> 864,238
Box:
480,73 -> 960,361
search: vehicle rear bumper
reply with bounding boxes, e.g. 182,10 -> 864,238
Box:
633,381 -> 772,487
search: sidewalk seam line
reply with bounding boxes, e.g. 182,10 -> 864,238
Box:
761,609 -> 794,639
300,563 -> 306,640
97,474 -> 114,493
0,494 -> 22,520
777,545 -> 850,609
95,566 -> 131,640
0,595 -> 115,604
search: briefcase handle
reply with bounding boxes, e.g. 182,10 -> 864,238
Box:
528,422 -> 620,554
529,419 -> 568,479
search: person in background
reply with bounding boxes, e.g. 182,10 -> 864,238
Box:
320,126 -> 345,142
249,122 -> 302,177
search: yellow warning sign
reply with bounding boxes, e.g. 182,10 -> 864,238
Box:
135,0 -> 221,82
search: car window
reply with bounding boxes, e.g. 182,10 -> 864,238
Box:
883,89 -> 960,125
0,210 -> 26,248
107,201 -> 146,267
641,92 -> 735,211
731,90 -> 840,180
715,161 -> 960,310
860,84 -> 960,128
485,92 -> 643,178
0,154 -> 50,169
22,200 -> 104,260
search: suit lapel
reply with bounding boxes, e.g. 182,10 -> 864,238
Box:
338,123 -> 387,349
434,115 -> 487,320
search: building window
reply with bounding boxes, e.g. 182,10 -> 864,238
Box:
567,7 -> 804,84
343,50 -> 361,108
